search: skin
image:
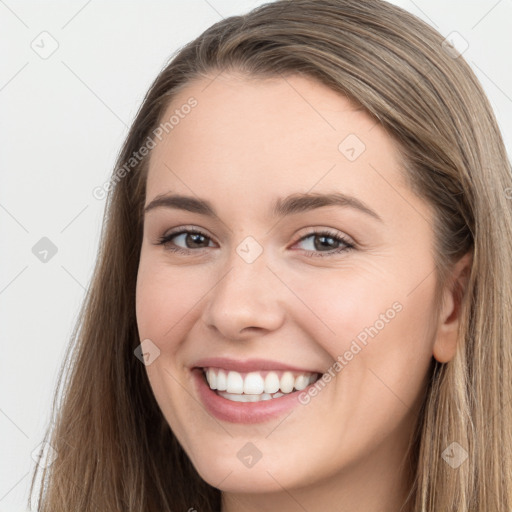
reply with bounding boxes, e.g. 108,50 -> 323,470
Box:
135,72 -> 471,512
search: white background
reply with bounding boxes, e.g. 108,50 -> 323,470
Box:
1,1 -> 511,510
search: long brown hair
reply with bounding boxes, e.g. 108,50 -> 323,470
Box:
30,0 -> 512,510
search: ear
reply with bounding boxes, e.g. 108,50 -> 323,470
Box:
432,252 -> 473,363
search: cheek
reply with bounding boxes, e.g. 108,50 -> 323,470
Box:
292,255 -> 437,354
287,266 -> 405,356
135,258 -> 208,342
293,277 -> 436,471
341,287 -> 436,424
293,266 -> 436,407
135,260 -> 209,436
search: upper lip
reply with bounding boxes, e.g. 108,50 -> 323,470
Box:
192,357 -> 321,374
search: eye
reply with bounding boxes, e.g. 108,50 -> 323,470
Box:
293,229 -> 355,257
156,227 -> 355,258
157,228 -> 215,254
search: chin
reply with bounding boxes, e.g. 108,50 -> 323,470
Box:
194,460 -> 294,494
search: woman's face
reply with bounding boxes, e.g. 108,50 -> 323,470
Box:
136,72 -> 453,500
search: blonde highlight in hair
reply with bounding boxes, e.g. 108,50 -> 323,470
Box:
30,1 -> 512,510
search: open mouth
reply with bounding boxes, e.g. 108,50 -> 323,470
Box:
200,367 -> 322,403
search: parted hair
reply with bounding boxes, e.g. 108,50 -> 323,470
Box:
30,1 -> 512,510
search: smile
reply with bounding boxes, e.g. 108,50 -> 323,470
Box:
192,358 -> 324,423
203,368 -> 320,402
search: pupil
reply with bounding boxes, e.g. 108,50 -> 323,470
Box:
188,233 -> 207,248
315,235 -> 337,251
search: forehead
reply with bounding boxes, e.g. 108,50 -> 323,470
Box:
145,72 -> 429,226
149,73 -> 379,170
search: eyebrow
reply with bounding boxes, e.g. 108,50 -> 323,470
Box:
143,192 -> 383,222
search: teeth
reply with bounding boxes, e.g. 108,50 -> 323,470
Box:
280,371 -> 295,393
217,390 -> 286,402
204,368 -> 319,397
264,372 -> 280,394
226,371 -> 244,394
207,368 -> 217,390
216,370 -> 227,391
294,374 -> 309,390
243,372 -> 265,394
218,391 -> 277,402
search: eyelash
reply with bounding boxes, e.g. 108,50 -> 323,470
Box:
156,227 -> 355,258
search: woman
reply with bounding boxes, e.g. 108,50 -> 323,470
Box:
30,0 -> 512,510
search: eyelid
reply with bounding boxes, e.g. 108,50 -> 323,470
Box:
157,226 -> 217,251
157,226 -> 353,245
161,225 -> 217,242
292,226 -> 355,246
156,225 -> 355,257
290,229 -> 355,256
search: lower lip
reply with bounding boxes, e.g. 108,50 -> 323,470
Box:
192,369 -> 313,424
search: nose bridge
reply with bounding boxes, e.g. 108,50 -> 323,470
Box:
202,239 -> 285,339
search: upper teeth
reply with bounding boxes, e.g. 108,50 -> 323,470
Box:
204,368 -> 318,395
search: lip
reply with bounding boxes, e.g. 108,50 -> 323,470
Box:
192,368 -> 319,424
192,357 -> 321,373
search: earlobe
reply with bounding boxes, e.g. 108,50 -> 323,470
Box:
432,252 -> 473,363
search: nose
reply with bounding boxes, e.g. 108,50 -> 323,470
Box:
201,250 -> 286,341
